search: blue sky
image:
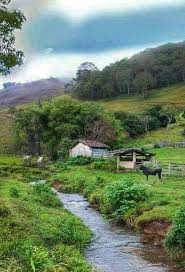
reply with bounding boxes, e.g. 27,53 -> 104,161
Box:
2,0 -> 185,85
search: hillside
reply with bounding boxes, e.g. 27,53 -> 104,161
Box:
0,77 -> 66,108
101,83 -> 185,113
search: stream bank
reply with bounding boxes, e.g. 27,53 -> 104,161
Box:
58,192 -> 182,272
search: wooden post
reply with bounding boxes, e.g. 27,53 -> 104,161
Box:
117,155 -> 120,172
168,162 -> 171,176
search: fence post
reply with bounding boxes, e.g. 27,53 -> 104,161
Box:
168,162 -> 171,176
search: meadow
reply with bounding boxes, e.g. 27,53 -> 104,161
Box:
101,83 -> 185,113
0,163 -> 92,272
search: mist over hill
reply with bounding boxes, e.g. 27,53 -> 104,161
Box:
0,77 -> 67,108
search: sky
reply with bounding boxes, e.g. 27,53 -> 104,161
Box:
1,0 -> 185,85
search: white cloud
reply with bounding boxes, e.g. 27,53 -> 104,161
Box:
49,0 -> 184,21
0,43 -> 163,87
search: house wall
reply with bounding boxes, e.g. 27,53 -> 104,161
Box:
92,148 -> 108,158
119,161 -> 135,169
70,143 -> 92,157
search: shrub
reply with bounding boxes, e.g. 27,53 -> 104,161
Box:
164,207 -> 185,255
0,202 -> 11,218
104,177 -> 148,219
91,158 -> 116,171
18,241 -> 53,271
33,184 -> 61,208
52,244 -> 92,272
67,156 -> 94,166
9,186 -> 20,198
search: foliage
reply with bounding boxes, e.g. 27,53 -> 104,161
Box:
0,0 -> 25,75
115,105 -> 177,137
9,186 -> 20,198
69,42 -> 185,100
33,183 -> 61,208
14,97 -> 122,157
0,177 -> 92,271
165,207 -> 185,255
67,156 -> 94,166
104,177 -> 148,219
91,158 -> 116,171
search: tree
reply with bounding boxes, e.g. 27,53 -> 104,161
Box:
76,62 -> 98,78
133,72 -> 155,98
0,0 -> 25,75
160,105 -> 177,128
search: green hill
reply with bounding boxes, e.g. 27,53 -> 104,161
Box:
1,84 -> 185,154
101,83 -> 185,113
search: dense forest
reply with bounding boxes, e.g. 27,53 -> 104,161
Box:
66,41 -> 185,99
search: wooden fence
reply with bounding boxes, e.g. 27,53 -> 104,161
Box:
150,141 -> 185,148
154,161 -> 185,176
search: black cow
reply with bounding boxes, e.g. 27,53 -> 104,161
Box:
140,165 -> 162,181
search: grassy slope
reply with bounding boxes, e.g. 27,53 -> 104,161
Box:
123,122 -> 185,147
53,165 -> 185,224
101,83 -> 185,113
0,109 -> 14,154
0,163 -> 92,272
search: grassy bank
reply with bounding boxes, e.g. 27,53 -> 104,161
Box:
52,165 -> 185,225
0,166 -> 92,271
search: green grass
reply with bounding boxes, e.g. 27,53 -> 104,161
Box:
101,83 -> 185,113
123,119 -> 185,147
53,165 -> 185,225
0,170 -> 92,271
149,148 -> 185,163
0,109 -> 14,154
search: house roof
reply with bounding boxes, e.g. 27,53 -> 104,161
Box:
112,148 -> 155,157
77,139 -> 109,149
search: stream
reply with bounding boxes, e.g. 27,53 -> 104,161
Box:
58,193 -> 182,272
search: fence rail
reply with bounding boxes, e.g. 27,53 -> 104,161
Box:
154,161 -> 185,176
145,141 -> 185,148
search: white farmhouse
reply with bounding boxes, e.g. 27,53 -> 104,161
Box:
70,139 -> 109,158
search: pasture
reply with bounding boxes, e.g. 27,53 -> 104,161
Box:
101,83 -> 185,113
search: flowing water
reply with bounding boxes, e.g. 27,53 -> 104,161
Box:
58,193 -> 183,272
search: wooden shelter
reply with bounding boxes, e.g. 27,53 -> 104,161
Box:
113,148 -> 155,170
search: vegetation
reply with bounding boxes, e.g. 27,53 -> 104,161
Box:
13,97 -> 122,157
0,109 -> 15,154
67,42 -> 185,100
115,105 -> 177,137
165,207 -> 185,258
0,0 -> 25,75
0,165 -> 92,272
53,163 -> 185,224
102,83 -> 185,113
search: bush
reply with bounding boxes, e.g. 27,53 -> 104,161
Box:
33,184 -> 61,208
104,177 -> 148,219
9,186 -> 20,198
165,207 -> 185,255
18,241 -> 53,271
91,158 -> 116,171
0,202 -> 11,218
52,244 -> 92,272
67,156 -> 94,166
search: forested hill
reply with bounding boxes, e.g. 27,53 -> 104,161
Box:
70,41 -> 185,100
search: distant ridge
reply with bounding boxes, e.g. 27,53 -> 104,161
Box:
0,77 -> 67,108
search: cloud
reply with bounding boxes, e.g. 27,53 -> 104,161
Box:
50,0 -> 185,21
0,45 -> 152,86
25,5 -> 185,54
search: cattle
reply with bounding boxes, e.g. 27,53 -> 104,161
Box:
38,156 -> 45,168
23,155 -> 32,167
